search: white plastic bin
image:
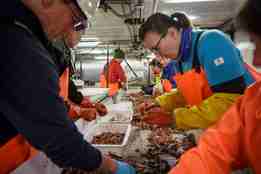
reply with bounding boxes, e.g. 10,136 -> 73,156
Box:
75,118 -> 96,134
79,88 -> 109,97
98,102 -> 133,123
84,123 -> 132,156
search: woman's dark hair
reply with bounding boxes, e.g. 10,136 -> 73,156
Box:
171,12 -> 193,29
237,0 -> 261,36
139,12 -> 193,41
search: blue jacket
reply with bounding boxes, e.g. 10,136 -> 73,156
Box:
162,61 -> 177,88
173,30 -> 254,88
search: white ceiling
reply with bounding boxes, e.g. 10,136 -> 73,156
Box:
76,0 -> 247,58
80,0 -> 158,44
160,0 -> 247,27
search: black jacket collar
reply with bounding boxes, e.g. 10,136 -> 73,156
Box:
4,1 -> 51,50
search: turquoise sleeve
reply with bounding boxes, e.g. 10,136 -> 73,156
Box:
198,30 -> 247,86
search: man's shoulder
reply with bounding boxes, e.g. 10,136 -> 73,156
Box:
1,24 -> 38,55
195,29 -> 232,51
1,23 -> 54,66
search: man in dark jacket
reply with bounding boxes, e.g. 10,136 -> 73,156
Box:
0,0 -> 135,174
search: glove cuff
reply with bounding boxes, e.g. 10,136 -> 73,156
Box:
68,104 -> 81,119
115,161 -> 136,174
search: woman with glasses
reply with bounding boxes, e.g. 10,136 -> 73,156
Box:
168,0 -> 261,173
139,12 -> 256,130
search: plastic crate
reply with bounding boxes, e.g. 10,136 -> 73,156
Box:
84,123 -> 132,156
97,102 -> 133,123
79,88 -> 109,96
75,118 -> 97,134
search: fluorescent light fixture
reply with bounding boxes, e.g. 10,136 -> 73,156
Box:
94,55 -> 111,60
77,49 -> 91,54
77,41 -> 101,47
188,15 -> 198,20
147,53 -> 156,59
77,48 -> 113,55
88,1 -> 92,7
90,49 -> 113,54
90,50 -> 107,54
80,37 -> 99,41
162,0 -> 219,3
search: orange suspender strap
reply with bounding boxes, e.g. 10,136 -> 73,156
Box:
59,68 -> 70,101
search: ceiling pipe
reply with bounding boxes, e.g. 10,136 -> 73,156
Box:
152,0 -> 160,13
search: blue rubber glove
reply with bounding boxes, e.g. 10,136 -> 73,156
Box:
115,161 -> 136,174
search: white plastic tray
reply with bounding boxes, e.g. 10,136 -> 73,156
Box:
75,118 -> 97,134
84,123 -> 132,156
79,88 -> 109,97
97,102 -> 133,123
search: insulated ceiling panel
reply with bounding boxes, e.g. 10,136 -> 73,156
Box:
76,0 -> 246,59
81,0 -> 158,44
80,0 -> 245,43
157,0 -> 243,27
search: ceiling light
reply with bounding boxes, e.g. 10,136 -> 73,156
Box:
188,15 -> 199,20
77,41 -> 101,47
76,49 -> 92,54
80,37 -> 99,41
94,55 -> 111,60
147,53 -> 156,59
162,0 -> 219,3
90,49 -> 113,54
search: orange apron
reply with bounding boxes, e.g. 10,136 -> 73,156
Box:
174,32 -> 212,106
59,67 -> 70,101
58,68 -> 81,119
99,73 -> 119,97
0,135 -> 31,174
174,67 -> 212,106
174,59 -> 260,107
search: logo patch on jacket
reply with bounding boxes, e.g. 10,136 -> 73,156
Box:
214,57 -> 225,66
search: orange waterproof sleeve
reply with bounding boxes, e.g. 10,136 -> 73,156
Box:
170,102 -> 243,174
169,82 -> 261,174
67,102 -> 81,119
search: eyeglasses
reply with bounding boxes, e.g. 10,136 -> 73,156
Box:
150,33 -> 166,54
64,0 -> 88,31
